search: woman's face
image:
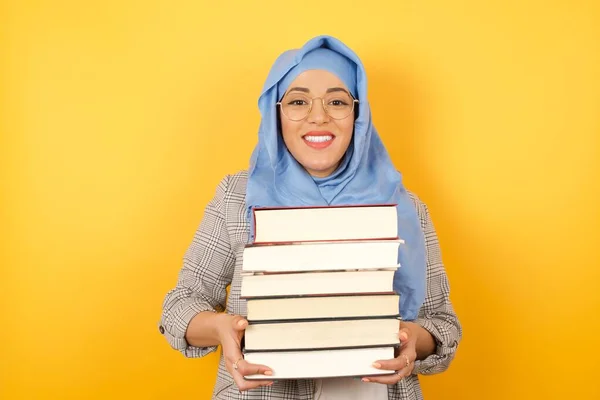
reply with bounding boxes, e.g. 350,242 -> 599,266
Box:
279,69 -> 355,178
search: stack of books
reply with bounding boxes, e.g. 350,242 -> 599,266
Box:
240,204 -> 402,380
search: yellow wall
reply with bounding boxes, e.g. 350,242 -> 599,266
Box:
2,1 -> 599,399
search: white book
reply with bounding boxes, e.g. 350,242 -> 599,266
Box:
240,270 -> 396,299
242,240 -> 401,273
246,294 -> 399,322
253,204 -> 398,244
243,347 -> 397,380
244,318 -> 400,351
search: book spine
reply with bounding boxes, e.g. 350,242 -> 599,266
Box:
253,203 -> 398,211
242,343 -> 401,354
246,314 -> 401,324
251,236 -> 399,246
240,291 -> 397,300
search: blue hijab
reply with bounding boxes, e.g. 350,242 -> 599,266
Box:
245,35 -> 426,321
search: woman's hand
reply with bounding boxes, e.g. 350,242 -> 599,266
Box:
361,324 -> 417,384
217,314 -> 273,391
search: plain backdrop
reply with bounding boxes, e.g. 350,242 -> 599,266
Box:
1,1 -> 599,399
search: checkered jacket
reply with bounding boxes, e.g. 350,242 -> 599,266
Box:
159,171 -> 462,399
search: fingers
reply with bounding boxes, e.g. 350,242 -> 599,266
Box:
230,315 -> 249,331
235,376 -> 273,392
236,358 -> 273,378
371,357 -> 405,372
227,315 -> 248,343
363,350 -> 416,384
221,316 -> 271,391
226,356 -> 274,392
399,328 -> 409,343
361,325 -> 417,384
362,371 -> 406,385
362,360 -> 414,384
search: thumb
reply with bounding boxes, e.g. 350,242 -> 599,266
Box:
398,328 -> 409,343
231,315 -> 248,331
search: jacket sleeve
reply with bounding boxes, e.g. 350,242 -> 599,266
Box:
158,175 -> 236,358
412,202 -> 462,375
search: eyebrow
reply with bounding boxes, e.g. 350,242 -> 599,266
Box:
326,87 -> 350,94
287,86 -> 351,95
287,87 -> 310,93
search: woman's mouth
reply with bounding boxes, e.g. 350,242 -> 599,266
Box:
303,132 -> 335,149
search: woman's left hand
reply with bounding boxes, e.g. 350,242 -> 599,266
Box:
362,325 -> 417,384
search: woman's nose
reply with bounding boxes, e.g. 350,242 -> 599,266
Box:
306,99 -> 329,123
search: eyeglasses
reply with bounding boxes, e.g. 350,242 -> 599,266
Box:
276,91 -> 359,121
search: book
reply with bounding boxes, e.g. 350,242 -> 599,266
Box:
246,294 -> 400,322
243,346 -> 397,380
252,204 -> 398,244
241,203 -> 403,380
240,270 -> 397,299
242,240 -> 401,273
244,318 -> 400,352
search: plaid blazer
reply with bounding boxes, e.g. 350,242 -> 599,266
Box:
159,171 -> 462,400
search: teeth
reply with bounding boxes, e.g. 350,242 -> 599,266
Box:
304,135 -> 333,143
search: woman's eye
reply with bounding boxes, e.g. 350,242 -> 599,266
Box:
288,100 -> 308,106
329,99 -> 348,106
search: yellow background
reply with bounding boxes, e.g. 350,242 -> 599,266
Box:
2,1 -> 599,399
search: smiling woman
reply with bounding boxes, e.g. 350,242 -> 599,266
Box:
159,35 -> 461,400
278,69 -> 356,177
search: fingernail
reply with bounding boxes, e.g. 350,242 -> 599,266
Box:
237,320 -> 246,327
372,362 -> 381,368
362,378 -> 370,382
264,370 -> 273,376
400,332 -> 408,340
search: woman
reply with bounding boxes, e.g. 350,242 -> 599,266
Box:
159,35 -> 462,399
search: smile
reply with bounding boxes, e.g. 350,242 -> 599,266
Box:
304,135 -> 333,143
302,132 -> 335,149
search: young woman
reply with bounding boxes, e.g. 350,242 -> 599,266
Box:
159,35 -> 462,400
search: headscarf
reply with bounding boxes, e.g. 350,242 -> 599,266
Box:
245,35 -> 426,321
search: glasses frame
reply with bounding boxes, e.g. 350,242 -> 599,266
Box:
276,93 -> 359,121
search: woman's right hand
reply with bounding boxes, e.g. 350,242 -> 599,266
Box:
217,314 -> 273,391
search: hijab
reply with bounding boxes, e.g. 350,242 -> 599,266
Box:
245,35 -> 426,321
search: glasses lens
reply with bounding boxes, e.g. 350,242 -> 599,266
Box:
323,92 -> 355,120
281,92 -> 356,120
281,94 -> 311,121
